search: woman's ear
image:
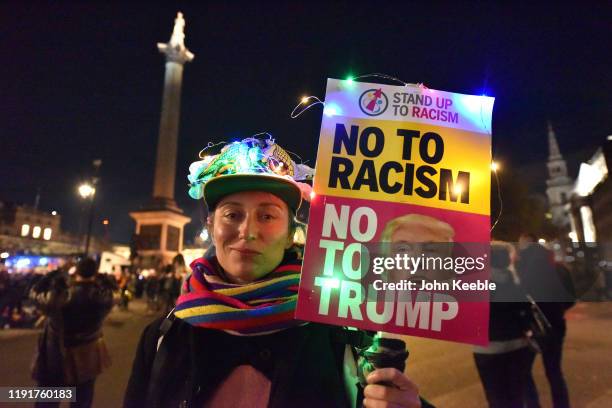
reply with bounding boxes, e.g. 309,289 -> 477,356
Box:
286,216 -> 296,249
206,215 -> 214,241
285,231 -> 294,249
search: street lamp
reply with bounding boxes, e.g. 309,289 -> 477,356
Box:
78,183 -> 95,198
78,182 -> 96,257
78,159 -> 102,257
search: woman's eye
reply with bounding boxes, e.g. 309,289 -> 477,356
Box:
224,212 -> 239,220
260,213 -> 276,221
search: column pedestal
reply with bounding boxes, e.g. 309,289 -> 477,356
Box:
129,209 -> 191,266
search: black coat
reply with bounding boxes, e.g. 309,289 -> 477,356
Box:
30,271 -> 115,346
124,317 -> 365,408
30,271 -> 115,383
517,245 -> 575,331
487,275 -> 531,341
125,317 -> 436,408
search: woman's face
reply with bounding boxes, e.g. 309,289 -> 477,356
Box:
208,191 -> 293,284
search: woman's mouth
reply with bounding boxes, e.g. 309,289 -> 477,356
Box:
230,247 -> 262,255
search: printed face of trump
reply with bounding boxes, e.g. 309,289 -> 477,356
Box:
385,215 -> 455,281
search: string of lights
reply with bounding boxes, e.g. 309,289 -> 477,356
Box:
290,95 -> 325,119
198,141 -> 228,159
350,72 -> 423,88
250,132 -> 275,142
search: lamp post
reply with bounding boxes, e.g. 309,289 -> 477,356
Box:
78,159 -> 102,257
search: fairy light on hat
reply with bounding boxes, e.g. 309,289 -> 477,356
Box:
187,136 -> 314,211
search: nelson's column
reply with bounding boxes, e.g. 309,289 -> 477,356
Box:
130,12 -> 193,266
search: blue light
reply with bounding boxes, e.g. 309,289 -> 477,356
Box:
453,94 -> 495,133
323,103 -> 342,117
16,258 -> 31,268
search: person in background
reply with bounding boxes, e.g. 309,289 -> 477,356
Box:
0,267 -> 12,328
160,264 -> 181,315
118,269 -> 131,310
144,270 -> 161,314
517,233 -> 572,408
172,253 -> 188,287
473,242 -> 534,408
168,254 -> 187,310
30,258 -> 115,408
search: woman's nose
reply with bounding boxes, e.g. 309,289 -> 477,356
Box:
238,215 -> 258,240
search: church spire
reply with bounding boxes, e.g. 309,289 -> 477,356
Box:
548,121 -> 562,160
545,120 -> 573,228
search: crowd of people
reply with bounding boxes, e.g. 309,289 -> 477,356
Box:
10,254 -> 187,408
114,256 -> 187,315
0,254 -> 187,331
0,268 -> 44,329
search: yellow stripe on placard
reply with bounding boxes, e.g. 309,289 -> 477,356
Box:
313,117 -> 491,215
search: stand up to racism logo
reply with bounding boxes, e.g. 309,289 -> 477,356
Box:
359,88 -> 389,116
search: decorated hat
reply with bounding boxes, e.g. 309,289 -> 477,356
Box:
188,137 -> 314,211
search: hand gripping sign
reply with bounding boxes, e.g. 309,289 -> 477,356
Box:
296,79 -> 495,345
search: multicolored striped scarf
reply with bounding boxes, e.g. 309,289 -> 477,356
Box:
174,255 -> 305,336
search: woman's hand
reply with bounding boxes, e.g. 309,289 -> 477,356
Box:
363,367 -> 421,408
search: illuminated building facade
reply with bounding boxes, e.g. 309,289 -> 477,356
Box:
0,201 -> 59,241
569,137 -> 611,243
0,201 -> 106,256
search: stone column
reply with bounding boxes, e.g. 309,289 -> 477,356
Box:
153,12 -> 194,209
130,12 -> 193,266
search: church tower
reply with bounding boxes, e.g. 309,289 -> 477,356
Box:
545,122 -> 573,228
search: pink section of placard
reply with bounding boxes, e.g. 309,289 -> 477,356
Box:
296,194 -> 490,346
306,194 -> 490,243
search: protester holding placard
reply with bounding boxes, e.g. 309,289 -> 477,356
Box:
124,137 -> 426,407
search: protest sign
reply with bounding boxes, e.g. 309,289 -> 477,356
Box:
296,79 -> 495,345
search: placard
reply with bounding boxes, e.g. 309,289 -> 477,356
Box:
296,79 -> 494,345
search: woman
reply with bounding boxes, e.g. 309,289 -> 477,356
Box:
473,242 -> 535,408
124,137 -> 424,407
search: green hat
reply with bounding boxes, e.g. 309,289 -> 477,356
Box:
188,137 -> 313,211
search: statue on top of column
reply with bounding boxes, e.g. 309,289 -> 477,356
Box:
158,11 -> 194,63
170,12 -> 186,48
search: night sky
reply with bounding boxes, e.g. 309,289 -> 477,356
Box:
1,2 -> 610,244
